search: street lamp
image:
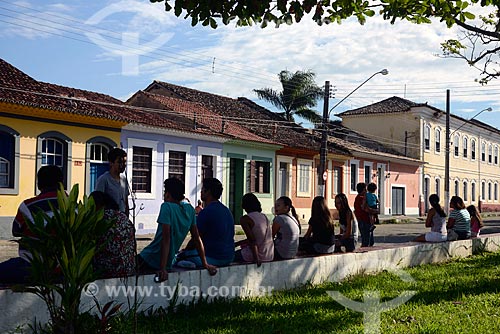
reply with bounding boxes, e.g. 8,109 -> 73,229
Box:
444,104 -> 492,213
317,69 -> 389,197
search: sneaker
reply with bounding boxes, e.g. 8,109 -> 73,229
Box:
175,260 -> 196,269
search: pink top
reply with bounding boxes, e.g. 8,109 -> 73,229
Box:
471,216 -> 481,236
241,212 -> 274,262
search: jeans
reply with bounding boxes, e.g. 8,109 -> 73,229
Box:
358,220 -> 374,247
0,257 -> 31,285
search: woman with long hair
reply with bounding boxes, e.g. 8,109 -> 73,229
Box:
272,196 -> 301,260
467,204 -> 484,237
447,196 -> 471,240
300,196 -> 336,254
235,193 -> 274,265
415,194 -> 447,242
334,193 -> 358,252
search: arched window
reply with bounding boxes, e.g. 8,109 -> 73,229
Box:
488,182 -> 492,200
471,182 -> 476,202
471,139 -> 476,160
435,128 -> 441,152
424,125 -> 431,150
488,144 -> 493,163
435,178 -> 440,198
463,181 -> 468,202
454,179 -> 459,197
453,135 -> 460,157
495,146 -> 499,165
482,181 -> 486,200
37,131 -> 71,189
86,136 -> 117,195
481,142 -> 486,162
463,137 -> 468,158
0,125 -> 20,194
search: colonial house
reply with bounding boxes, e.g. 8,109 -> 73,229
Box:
125,90 -> 280,232
0,59 -> 127,236
141,81 -> 423,219
337,96 -> 500,213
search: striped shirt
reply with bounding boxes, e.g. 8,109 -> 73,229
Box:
12,190 -> 59,261
449,208 -> 471,233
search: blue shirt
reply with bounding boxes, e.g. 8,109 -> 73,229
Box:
140,202 -> 196,269
366,192 -> 378,208
196,201 -> 235,262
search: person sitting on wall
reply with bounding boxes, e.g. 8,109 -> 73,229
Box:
299,196 -> 336,254
447,196 -> 471,241
272,196 -> 301,260
176,178 -> 235,268
136,177 -> 216,282
0,165 -> 63,284
234,193 -> 274,266
414,194 -> 447,243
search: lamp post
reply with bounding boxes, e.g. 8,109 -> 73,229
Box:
317,69 -> 389,197
444,103 -> 492,213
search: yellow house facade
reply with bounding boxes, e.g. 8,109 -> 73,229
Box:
0,102 -> 124,226
338,96 -> 500,213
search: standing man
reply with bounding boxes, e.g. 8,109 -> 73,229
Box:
354,182 -> 374,247
95,147 -> 129,215
0,165 -> 63,284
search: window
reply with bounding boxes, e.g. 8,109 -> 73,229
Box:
495,146 -> 499,165
488,144 -> 493,163
333,167 -> 342,195
482,181 -> 486,200
463,137 -> 468,158
350,162 -> 359,192
496,183 -> 498,201
453,135 -> 459,157
463,181 -> 468,202
297,161 -> 312,196
0,157 -> 9,187
435,128 -> 441,152
364,164 -> 372,185
471,140 -> 476,160
0,126 -> 19,193
249,160 -> 271,194
132,146 -> 153,193
482,142 -> 486,162
471,182 -> 476,202
86,137 -> 116,195
488,182 -> 492,201
201,155 -> 214,181
169,150 -> 186,183
424,125 -> 430,150
454,180 -> 459,197
37,131 -> 71,189
435,178 -> 440,198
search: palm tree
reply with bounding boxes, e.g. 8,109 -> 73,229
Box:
254,70 -> 323,123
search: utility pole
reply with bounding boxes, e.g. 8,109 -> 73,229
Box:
318,80 -> 330,197
444,89 -> 450,214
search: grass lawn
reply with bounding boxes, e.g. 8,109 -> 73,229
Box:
81,251 -> 500,334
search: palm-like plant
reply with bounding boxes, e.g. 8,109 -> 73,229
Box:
254,70 -> 323,123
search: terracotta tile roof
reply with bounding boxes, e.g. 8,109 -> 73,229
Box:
144,80 -> 330,153
137,92 -> 276,144
336,96 -> 423,117
0,59 -> 223,135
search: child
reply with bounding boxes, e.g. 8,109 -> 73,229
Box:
467,204 -> 484,237
365,182 -> 379,230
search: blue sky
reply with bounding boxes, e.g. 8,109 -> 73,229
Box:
1,0 -> 500,130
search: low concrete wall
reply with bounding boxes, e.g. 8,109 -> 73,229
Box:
2,234 -> 500,333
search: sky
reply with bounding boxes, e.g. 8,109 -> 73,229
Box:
1,0 -> 500,130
